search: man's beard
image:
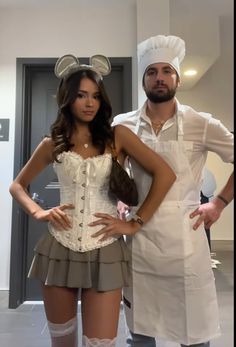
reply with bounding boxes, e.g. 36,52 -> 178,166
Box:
145,86 -> 177,103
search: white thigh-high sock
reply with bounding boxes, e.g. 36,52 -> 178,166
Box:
82,335 -> 116,347
47,316 -> 78,347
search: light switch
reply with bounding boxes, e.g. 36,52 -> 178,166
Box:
0,119 -> 10,141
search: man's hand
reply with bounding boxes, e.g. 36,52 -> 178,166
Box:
190,200 -> 225,230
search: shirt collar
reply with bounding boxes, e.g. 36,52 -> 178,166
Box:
175,99 -> 185,117
139,100 -> 150,123
140,98 -> 183,125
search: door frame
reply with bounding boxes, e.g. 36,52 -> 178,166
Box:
9,57 -> 132,308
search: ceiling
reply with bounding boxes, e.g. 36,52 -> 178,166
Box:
0,0 -> 232,15
169,0 -> 233,90
0,0 -> 233,91
0,0 -> 234,17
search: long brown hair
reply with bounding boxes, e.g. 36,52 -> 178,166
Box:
51,69 -> 114,161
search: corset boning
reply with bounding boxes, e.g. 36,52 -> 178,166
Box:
48,151 -> 118,252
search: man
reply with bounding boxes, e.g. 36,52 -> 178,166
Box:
112,35 -> 234,347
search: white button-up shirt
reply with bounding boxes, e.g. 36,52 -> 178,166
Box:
112,99 -> 234,184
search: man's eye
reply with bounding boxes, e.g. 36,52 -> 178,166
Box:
147,70 -> 155,76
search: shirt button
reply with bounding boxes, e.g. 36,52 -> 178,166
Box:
82,183 -> 86,187
81,196 -> 85,200
80,209 -> 84,213
78,237 -> 82,241
79,223 -> 83,227
82,170 -> 86,174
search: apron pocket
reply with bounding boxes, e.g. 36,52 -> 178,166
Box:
131,205 -> 194,276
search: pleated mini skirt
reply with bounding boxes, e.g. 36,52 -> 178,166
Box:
28,231 -> 131,291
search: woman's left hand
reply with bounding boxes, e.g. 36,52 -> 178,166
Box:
89,213 -> 140,241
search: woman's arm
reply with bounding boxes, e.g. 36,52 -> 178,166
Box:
114,124 -> 176,222
9,137 -> 73,230
91,124 -> 176,240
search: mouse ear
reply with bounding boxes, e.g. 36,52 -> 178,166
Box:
54,54 -> 80,79
90,55 -> 111,76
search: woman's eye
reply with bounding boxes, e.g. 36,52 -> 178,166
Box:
77,93 -> 84,98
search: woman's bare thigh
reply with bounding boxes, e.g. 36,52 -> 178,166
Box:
81,287 -> 122,339
41,283 -> 79,323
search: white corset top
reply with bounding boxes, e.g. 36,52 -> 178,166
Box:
48,151 -> 118,252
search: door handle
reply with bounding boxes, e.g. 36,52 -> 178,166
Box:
32,192 -> 56,210
32,192 -> 45,205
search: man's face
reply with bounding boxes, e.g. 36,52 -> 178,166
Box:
143,63 -> 180,103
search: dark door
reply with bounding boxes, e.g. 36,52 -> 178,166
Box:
25,69 -> 59,300
9,58 -> 132,306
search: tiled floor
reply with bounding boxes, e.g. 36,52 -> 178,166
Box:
0,248 -> 233,347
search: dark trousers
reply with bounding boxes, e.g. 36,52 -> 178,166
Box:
126,332 -> 210,347
200,191 -> 211,251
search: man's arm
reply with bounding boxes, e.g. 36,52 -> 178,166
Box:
190,168 -> 234,230
214,170 -> 234,206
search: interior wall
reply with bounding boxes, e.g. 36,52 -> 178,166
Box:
0,0 -> 233,290
0,2 -> 137,290
176,16 -> 234,240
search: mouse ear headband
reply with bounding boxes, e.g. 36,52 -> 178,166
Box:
54,54 -> 111,80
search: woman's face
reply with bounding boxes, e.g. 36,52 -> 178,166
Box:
70,77 -> 101,124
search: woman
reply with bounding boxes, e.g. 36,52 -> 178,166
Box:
9,54 -> 176,347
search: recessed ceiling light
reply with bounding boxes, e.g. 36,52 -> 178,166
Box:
184,69 -> 197,76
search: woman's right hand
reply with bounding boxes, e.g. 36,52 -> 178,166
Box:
32,203 -> 74,230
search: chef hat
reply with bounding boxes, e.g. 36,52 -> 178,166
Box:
138,35 -> 185,77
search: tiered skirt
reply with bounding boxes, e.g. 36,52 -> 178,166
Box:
28,231 -> 131,291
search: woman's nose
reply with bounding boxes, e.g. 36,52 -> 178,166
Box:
86,97 -> 93,106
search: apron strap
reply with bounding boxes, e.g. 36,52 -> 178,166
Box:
177,112 -> 184,142
134,116 -> 142,135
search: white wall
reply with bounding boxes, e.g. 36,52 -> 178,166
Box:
176,16 -> 234,240
0,1 -> 137,290
0,0 -> 233,290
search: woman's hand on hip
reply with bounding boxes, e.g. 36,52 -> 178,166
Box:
32,203 -> 74,230
90,213 -> 140,241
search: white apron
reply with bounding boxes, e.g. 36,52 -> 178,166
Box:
123,114 -> 221,345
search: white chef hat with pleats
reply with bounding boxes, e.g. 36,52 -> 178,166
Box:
138,35 -> 186,77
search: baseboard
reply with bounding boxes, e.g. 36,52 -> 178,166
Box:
211,240 -> 234,251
